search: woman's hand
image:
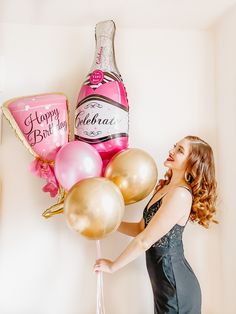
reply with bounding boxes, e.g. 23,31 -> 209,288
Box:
94,259 -> 114,273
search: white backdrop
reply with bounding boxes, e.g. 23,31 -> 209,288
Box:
0,5 -> 235,313
214,5 -> 236,314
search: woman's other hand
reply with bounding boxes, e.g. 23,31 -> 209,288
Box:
94,259 -> 114,273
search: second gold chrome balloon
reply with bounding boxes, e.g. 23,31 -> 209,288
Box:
104,148 -> 158,205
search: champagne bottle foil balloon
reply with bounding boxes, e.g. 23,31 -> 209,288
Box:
74,20 -> 129,167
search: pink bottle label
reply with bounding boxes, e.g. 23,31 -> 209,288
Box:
75,95 -> 128,144
75,71 -> 129,159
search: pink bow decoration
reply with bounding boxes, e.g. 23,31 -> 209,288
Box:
29,158 -> 59,197
42,181 -> 59,198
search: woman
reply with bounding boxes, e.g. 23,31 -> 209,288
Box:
94,135 -> 217,314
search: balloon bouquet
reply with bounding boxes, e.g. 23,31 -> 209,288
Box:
2,20 -> 158,314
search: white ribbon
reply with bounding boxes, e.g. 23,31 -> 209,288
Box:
96,240 -> 105,314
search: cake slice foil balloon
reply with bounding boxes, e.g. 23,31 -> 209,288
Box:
74,20 -> 129,171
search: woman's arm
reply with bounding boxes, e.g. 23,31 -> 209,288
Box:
94,187 -> 192,273
117,219 -> 145,237
117,187 -> 158,237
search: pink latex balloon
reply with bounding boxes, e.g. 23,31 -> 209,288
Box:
54,141 -> 103,191
7,93 -> 69,161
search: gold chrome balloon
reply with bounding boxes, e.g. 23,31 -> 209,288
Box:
104,148 -> 158,205
64,177 -> 125,240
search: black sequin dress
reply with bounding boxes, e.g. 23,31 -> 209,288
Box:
143,187 -> 202,314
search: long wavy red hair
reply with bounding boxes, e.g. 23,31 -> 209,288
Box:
155,136 -> 218,228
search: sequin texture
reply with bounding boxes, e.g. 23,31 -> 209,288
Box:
143,197 -> 184,248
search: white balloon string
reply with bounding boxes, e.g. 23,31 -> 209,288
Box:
96,240 -> 105,314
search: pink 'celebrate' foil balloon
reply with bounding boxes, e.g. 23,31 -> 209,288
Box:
74,20 -> 129,169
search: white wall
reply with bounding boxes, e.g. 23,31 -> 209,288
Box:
213,5 -> 236,314
0,23 -> 221,314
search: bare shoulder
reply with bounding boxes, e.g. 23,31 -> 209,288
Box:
148,186 -> 192,227
163,186 -> 192,205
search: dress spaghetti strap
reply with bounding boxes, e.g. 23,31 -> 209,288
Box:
178,185 -> 192,195
177,186 -> 193,226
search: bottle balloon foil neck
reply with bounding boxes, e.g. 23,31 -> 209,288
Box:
91,20 -> 119,73
95,20 -> 115,40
